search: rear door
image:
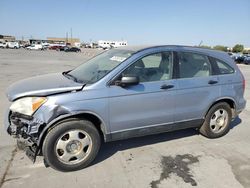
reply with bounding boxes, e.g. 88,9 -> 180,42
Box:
174,51 -> 220,124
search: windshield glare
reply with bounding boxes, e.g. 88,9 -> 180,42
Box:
69,49 -> 134,84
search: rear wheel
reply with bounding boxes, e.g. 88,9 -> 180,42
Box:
199,102 -> 232,138
42,119 -> 101,172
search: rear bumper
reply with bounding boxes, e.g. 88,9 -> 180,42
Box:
236,98 -> 246,116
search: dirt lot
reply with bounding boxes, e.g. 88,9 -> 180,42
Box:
0,48 -> 250,188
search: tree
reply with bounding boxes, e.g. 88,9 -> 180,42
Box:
213,45 -> 228,52
233,44 -> 244,53
199,45 -> 212,49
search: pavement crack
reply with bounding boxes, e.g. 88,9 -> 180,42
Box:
0,147 -> 17,188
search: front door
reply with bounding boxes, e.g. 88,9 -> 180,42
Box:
108,51 -> 176,139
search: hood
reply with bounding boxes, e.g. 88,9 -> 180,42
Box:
6,73 -> 84,101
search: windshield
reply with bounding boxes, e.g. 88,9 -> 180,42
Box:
68,49 -> 134,84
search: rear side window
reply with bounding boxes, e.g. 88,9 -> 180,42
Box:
212,58 -> 235,74
178,52 -> 211,78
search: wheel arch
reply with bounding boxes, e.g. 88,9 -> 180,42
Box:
38,111 -> 110,150
204,97 -> 236,119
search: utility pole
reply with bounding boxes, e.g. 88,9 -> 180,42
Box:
70,28 -> 72,45
66,32 -> 68,44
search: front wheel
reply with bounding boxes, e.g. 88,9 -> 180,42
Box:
199,102 -> 232,138
42,119 -> 101,172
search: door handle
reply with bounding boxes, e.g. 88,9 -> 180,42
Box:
208,80 -> 218,85
160,84 -> 174,90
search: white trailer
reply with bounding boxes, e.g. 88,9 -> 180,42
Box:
97,40 -> 127,49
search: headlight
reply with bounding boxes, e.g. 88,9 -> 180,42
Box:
10,97 -> 47,116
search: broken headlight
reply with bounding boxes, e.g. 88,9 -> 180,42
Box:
10,97 -> 47,116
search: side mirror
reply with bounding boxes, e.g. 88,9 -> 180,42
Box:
116,76 -> 139,87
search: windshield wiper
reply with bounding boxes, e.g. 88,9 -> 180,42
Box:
62,72 -> 80,83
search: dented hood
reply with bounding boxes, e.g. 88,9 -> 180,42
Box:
6,73 -> 84,101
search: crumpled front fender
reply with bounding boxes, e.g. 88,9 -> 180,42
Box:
33,104 -> 109,147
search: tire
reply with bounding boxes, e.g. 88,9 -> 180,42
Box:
199,102 -> 232,138
42,118 -> 101,172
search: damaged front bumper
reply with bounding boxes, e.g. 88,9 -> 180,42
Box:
5,110 -> 45,162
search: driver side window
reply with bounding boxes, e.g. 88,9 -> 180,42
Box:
122,52 -> 173,82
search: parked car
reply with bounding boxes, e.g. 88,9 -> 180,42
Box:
65,47 -> 81,52
84,43 -> 92,48
26,44 -> 43,50
0,42 -> 7,48
59,46 -> 69,51
5,45 -> 246,172
235,56 -> 245,64
49,45 -> 64,50
243,56 -> 250,65
23,44 -> 31,48
6,41 -> 20,49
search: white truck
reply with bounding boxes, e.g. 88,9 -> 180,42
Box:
0,41 -> 7,48
6,41 -> 20,49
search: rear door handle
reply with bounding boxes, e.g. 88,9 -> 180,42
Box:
208,80 -> 218,85
160,84 -> 174,90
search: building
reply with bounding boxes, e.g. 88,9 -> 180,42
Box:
0,35 -> 15,42
97,40 -> 128,48
30,39 -> 51,45
28,37 -> 81,47
47,37 -> 80,46
244,47 -> 250,53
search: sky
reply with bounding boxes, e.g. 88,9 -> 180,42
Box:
0,0 -> 250,47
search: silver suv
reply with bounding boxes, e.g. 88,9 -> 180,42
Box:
4,45 -> 246,171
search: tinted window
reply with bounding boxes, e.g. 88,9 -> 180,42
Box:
214,58 -> 234,74
178,52 -> 211,78
122,52 -> 173,82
